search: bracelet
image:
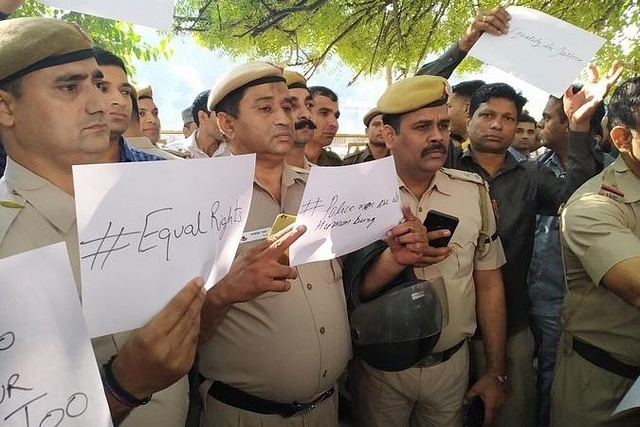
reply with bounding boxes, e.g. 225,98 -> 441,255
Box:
0,12 -> 10,20
102,355 -> 151,408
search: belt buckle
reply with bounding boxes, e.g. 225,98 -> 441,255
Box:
285,402 -> 314,417
416,352 -> 442,368
295,402 -> 316,415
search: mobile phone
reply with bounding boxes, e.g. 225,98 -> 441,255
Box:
268,214 -> 297,265
463,395 -> 485,427
268,213 -> 297,237
424,210 -> 459,248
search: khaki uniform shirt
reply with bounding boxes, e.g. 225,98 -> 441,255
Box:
0,158 -> 189,427
560,156 -> 640,366
165,131 -> 229,159
125,136 -> 186,159
400,168 -> 506,352
316,149 -> 343,166
288,158 -> 314,174
198,165 -> 352,403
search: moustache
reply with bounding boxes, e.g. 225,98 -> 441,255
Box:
295,119 -> 317,130
420,143 -> 447,158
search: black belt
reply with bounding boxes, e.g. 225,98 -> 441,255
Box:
205,380 -> 334,418
414,339 -> 465,367
572,338 -> 640,380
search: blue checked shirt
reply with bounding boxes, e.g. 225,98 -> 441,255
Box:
118,136 -> 166,162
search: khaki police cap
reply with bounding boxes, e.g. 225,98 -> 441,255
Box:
208,61 -> 286,111
137,85 -> 153,99
363,107 -> 382,127
182,106 -> 194,125
283,70 -> 307,90
377,75 -> 451,115
0,17 -> 94,86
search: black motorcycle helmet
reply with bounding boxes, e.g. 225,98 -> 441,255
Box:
350,278 -> 443,372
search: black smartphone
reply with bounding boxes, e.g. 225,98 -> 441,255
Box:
463,395 -> 485,427
424,210 -> 459,248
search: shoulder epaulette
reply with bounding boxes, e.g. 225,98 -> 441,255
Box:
441,168 -> 488,188
598,183 -> 625,203
0,188 -> 25,244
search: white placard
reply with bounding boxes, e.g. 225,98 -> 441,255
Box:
290,156 -> 402,266
468,6 -> 606,97
74,155 -> 255,337
614,375 -> 640,415
0,243 -> 112,427
38,0 -> 175,30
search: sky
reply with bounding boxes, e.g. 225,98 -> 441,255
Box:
131,28 -> 552,135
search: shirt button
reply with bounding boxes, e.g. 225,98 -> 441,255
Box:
307,283 -> 313,290
418,207 -> 423,212
320,327 -> 326,334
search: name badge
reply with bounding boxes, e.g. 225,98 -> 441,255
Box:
240,227 -> 270,243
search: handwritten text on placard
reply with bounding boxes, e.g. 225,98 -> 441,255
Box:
1,330 -> 89,425
0,243 -> 112,427
290,157 -> 403,266
468,6 -> 605,97
74,155 -> 254,337
80,198 -> 243,270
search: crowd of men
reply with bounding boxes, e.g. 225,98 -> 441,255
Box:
1,1 -> 639,427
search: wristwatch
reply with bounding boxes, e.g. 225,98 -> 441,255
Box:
493,374 -> 508,385
0,12 -> 10,20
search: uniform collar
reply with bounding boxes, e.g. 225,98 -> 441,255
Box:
397,169 -> 452,199
3,157 -> 76,234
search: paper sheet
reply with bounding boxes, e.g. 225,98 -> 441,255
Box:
38,0 -> 175,30
614,375 -> 640,415
74,155 -> 254,337
468,6 -> 606,97
0,243 -> 112,427
290,156 -> 403,266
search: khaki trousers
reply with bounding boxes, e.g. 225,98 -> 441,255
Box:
121,376 -> 189,427
469,327 -> 536,427
354,342 -> 468,427
550,335 -> 639,427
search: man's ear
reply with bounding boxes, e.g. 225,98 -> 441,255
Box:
610,126 -> 632,153
215,112 -> 234,140
382,124 -> 396,151
463,101 -> 470,120
197,110 -> 209,125
0,90 -> 16,128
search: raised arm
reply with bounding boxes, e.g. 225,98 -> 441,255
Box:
416,6 -> 510,77
0,0 -> 23,16
538,62 -> 625,212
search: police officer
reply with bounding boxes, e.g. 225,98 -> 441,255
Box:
551,76 -> 640,426
0,17 -> 205,426
198,61 -> 352,427
342,108 -> 388,165
344,75 -> 508,427
283,69 -> 316,171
